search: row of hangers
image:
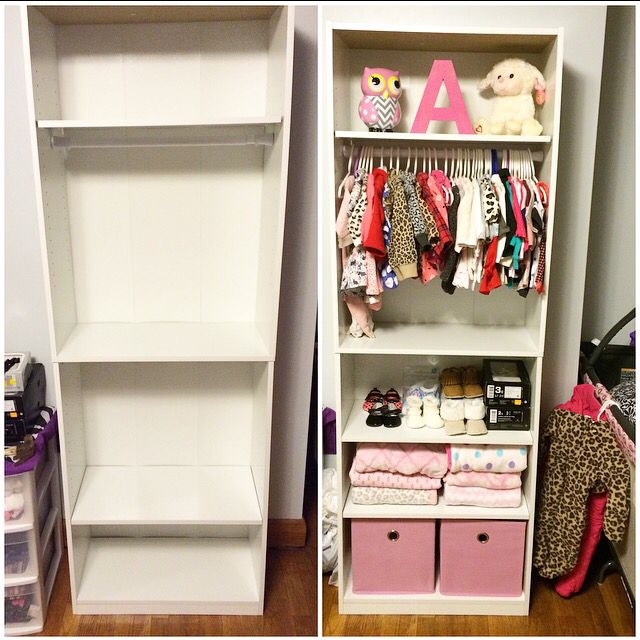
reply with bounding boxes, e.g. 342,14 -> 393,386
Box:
340,145 -> 543,205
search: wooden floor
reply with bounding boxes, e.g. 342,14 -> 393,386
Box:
322,572 -> 635,636
38,493 -> 317,636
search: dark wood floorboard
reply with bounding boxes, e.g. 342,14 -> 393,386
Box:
322,571 -> 635,636
38,488 -> 317,636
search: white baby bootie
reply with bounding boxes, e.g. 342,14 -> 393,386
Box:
406,396 -> 424,429
464,397 -> 486,421
422,396 -> 444,429
440,398 -> 465,422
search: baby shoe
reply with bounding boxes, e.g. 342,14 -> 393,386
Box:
462,366 -> 483,398
363,387 -> 385,427
440,367 -> 464,399
383,388 -> 402,428
422,383 -> 441,405
403,385 -> 425,415
422,396 -> 444,429
440,398 -> 465,422
464,397 -> 486,421
444,420 -> 466,436
466,419 -> 488,436
406,396 -> 424,429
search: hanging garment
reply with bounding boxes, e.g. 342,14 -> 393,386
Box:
361,168 -> 388,259
533,384 -> 631,579
417,172 -> 452,259
347,169 -> 368,247
441,184 -> 461,295
380,182 -> 399,289
335,174 -> 355,249
400,170 -> 430,250
387,169 -> 418,280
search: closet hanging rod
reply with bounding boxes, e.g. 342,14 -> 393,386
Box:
49,133 -> 274,149
340,145 -> 544,162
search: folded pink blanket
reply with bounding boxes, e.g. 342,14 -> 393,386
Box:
444,470 -> 521,489
354,443 -> 448,478
351,486 -> 438,505
449,445 -> 527,473
443,484 -> 522,508
349,461 -> 442,489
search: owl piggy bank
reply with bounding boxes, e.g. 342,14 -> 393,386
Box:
358,67 -> 402,132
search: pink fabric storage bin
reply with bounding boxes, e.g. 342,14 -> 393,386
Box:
351,519 -> 436,594
440,519 -> 526,596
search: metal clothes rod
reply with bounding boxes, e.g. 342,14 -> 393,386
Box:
340,145 -> 544,162
50,133 -> 274,149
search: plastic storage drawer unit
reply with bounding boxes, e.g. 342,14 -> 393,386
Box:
351,519 -> 436,594
439,519 -> 526,597
5,532 -> 31,575
5,583 -> 42,628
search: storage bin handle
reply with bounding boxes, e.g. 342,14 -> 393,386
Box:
477,532 -> 490,544
387,530 -> 400,542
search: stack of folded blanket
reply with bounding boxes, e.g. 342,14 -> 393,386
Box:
349,442 -> 448,505
442,444 -> 527,508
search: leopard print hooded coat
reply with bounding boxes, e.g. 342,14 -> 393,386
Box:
533,408 -> 631,579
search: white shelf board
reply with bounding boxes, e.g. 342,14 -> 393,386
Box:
338,322 -> 541,357
4,605 -> 43,637
343,486 -> 529,520
343,569 -> 527,616
342,404 -> 534,445
335,131 -> 551,145
72,466 -> 262,526
38,116 -> 282,130
76,537 -> 260,614
55,322 -> 271,362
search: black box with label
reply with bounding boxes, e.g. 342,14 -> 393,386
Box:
483,359 -> 531,406
5,363 -> 46,423
486,406 -> 530,430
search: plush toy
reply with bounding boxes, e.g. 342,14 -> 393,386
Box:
358,67 -> 402,132
475,58 -> 546,136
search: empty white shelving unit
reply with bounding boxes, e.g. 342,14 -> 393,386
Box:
324,23 -> 563,615
22,5 -> 294,615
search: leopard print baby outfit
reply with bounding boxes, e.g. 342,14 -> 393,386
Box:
533,409 -> 631,579
387,169 -> 417,280
400,171 -> 429,249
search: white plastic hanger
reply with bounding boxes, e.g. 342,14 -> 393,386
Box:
337,143 -> 354,197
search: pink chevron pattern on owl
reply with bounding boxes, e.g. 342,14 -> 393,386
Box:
358,67 -> 402,132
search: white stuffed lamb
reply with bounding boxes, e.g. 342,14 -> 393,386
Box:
475,58 -> 546,136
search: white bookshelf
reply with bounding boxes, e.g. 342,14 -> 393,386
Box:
23,5 -> 294,615
325,22 -> 563,616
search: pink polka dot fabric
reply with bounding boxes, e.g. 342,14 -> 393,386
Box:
449,445 -> 528,473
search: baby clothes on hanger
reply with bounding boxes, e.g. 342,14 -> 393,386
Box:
387,169 -> 418,280
335,146 -> 552,337
361,168 -> 388,259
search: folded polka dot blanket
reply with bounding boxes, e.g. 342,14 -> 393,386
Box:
448,444 -> 528,473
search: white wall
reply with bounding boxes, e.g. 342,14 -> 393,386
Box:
320,6 -> 607,423
581,7 -> 636,346
582,6 -> 635,595
5,5 -> 55,405
4,5 -> 317,521
269,5 -> 317,519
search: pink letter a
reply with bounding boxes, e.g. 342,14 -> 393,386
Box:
411,60 -> 474,134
